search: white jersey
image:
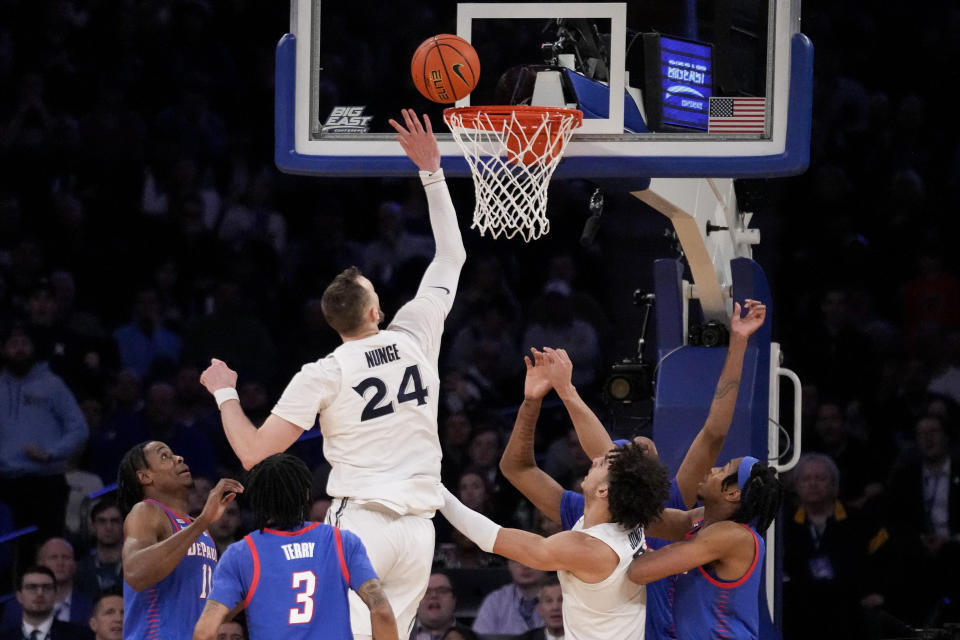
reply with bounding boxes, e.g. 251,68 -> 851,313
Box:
272,288 -> 450,517
558,518 -> 648,640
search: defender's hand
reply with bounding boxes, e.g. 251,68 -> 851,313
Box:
523,348 -> 552,400
200,478 -> 244,525
730,299 -> 766,339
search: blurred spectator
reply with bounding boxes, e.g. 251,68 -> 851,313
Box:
885,415 -> 960,624
410,571 -> 459,640
927,331 -> 960,406
0,325 -> 89,538
208,500 -> 242,557
0,565 -> 91,640
439,413 -> 474,486
471,560 -> 545,636
794,287 -> 877,402
543,428 -> 592,489
75,499 -> 123,600
903,247 -> 960,346
807,401 -> 885,509
86,370 -> 145,484
782,454 -> 895,640
181,279 -> 276,383
440,371 -> 483,417
516,574 -> 564,640
112,286 -> 182,380
522,281 -> 601,389
140,382 -> 217,481
186,475 -> 214,518
63,448 -> 102,538
87,589 -> 122,640
24,277 -> 112,397
361,199 -> 433,289
216,164 -> 287,256
447,299 -> 520,392
3,538 -> 93,630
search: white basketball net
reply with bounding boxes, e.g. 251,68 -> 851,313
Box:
444,107 -> 582,242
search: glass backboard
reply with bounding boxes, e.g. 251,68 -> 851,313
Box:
276,0 -> 812,179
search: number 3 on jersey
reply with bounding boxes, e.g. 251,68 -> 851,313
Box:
353,364 -> 428,422
289,570 -> 316,624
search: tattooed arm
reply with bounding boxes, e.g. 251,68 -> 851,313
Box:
357,578 -> 398,640
674,300 -> 766,507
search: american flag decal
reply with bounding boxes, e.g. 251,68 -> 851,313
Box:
707,97 -> 766,133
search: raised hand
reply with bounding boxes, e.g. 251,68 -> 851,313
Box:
523,348 -> 553,400
199,358 -> 238,395
200,478 -> 244,524
387,108 -> 441,173
730,299 -> 766,339
540,347 -> 575,392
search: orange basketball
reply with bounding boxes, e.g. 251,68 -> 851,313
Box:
411,34 -> 480,103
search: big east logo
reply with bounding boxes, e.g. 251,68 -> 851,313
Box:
322,106 -> 374,133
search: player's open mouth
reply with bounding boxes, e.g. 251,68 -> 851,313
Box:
178,467 -> 192,476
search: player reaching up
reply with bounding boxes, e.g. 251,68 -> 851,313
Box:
193,454 -> 397,640
117,441 -> 243,640
504,300 -> 766,638
199,109 -> 466,639
438,433 -> 669,638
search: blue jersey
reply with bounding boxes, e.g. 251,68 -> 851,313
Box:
124,499 -> 218,640
673,523 -> 765,640
561,477 -> 686,640
209,521 -> 379,640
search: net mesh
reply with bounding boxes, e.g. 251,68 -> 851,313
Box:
444,106 -> 582,242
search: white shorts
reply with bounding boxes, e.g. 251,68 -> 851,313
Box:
326,498 -> 435,640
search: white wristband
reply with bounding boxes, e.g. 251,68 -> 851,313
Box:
419,168 -> 445,186
213,387 -> 239,408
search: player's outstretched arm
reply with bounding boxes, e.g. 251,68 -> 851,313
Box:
437,485 -> 617,583
357,578 -> 399,640
388,109 -> 466,318
123,479 -> 243,591
674,299 -> 766,507
540,347 -> 615,459
499,349 -> 565,523
200,359 -> 303,470
627,520 -> 754,585
192,600 -> 229,640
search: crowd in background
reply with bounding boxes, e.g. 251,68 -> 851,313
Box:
0,0 -> 958,638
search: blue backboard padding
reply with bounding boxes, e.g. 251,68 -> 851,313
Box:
276,33 -> 813,180
563,69 -> 649,133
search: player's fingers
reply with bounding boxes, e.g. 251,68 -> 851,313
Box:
403,108 -> 418,132
733,301 -> 742,317
387,118 -> 408,135
423,113 -> 433,134
524,355 -> 532,370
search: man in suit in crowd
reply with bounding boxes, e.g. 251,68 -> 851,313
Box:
0,565 -> 91,640
886,414 -> 960,624
517,574 -> 564,640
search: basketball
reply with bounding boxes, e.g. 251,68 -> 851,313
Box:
411,34 -> 480,103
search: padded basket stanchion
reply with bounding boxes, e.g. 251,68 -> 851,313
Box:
444,105 -> 583,242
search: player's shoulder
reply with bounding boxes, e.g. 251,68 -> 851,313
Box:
699,520 -> 755,545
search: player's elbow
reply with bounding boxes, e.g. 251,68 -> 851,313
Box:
193,623 -> 216,640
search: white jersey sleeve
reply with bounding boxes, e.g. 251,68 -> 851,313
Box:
388,170 -> 465,359
271,356 -> 342,429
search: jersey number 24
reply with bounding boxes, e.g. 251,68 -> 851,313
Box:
352,364 -> 428,421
